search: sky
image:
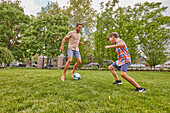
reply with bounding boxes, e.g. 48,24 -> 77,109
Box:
15,0 -> 170,16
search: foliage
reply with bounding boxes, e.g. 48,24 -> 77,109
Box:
0,47 -> 14,64
22,14 -> 69,58
0,0 -> 30,61
62,0 -> 96,34
94,0 -> 139,64
40,0 -> 96,66
135,2 -> 170,68
61,0 -> 96,65
0,69 -> 169,112
94,0 -> 170,67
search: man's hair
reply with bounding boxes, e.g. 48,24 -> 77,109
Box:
76,23 -> 82,27
109,32 -> 119,38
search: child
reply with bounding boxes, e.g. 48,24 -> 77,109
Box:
105,32 -> 145,92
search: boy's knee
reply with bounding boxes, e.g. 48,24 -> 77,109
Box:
108,65 -> 114,70
121,72 -> 127,77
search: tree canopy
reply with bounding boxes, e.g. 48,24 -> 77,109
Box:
0,0 -> 30,61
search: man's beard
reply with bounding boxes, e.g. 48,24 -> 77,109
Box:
76,29 -> 80,33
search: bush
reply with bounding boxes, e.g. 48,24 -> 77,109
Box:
141,68 -> 144,71
0,47 -> 14,64
61,66 -> 65,69
146,68 -> 150,71
95,66 -> 98,70
102,62 -> 108,68
136,68 -> 139,71
68,66 -> 73,69
160,67 -> 164,71
88,67 -> 91,70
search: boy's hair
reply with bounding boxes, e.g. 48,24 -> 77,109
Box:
108,32 -> 119,38
76,23 -> 82,27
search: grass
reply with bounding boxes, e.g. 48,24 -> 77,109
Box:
0,68 -> 169,112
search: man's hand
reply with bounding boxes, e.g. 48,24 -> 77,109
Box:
60,46 -> 64,51
79,42 -> 83,44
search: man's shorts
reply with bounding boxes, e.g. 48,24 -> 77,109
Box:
68,49 -> 81,59
112,62 -> 130,72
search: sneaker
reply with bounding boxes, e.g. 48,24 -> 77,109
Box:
134,87 -> 146,93
113,80 -> 122,85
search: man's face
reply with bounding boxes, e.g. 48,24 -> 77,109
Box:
76,25 -> 82,33
108,36 -> 116,43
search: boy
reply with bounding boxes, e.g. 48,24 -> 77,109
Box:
105,32 -> 145,92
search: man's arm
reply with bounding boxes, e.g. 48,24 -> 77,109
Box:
60,37 -> 68,51
105,43 -> 124,49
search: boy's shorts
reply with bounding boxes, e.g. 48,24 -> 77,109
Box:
112,62 -> 130,72
68,49 -> 81,59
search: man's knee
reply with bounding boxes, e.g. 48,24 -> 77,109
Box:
77,58 -> 81,64
67,58 -> 72,64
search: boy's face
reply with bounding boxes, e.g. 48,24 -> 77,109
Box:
108,36 -> 116,43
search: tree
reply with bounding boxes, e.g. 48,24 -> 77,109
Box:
94,0 -> 170,68
94,0 -> 139,64
135,2 -> 170,69
0,47 -> 14,64
0,0 -> 30,61
61,0 -> 96,65
41,0 -> 96,66
22,13 -> 69,60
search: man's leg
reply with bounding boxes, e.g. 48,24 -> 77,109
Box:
61,57 -> 72,81
108,65 -> 120,80
120,71 -> 140,88
71,58 -> 81,77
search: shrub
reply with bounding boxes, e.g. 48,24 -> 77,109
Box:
0,47 -> 14,64
103,62 -> 108,68
146,68 -> 150,71
60,66 -> 65,69
160,67 -> 164,71
95,66 -> 98,70
68,66 -> 73,69
141,68 -> 144,71
136,68 -> 139,71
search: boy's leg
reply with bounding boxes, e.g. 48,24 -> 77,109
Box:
120,63 -> 140,88
71,58 -> 81,77
108,65 -> 120,80
121,71 -> 140,88
61,57 -> 72,81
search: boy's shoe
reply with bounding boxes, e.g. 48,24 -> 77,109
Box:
113,80 -> 122,85
134,87 -> 146,93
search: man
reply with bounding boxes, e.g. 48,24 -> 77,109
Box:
105,32 -> 145,92
60,23 -> 83,81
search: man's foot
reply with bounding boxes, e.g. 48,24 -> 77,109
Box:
113,80 -> 123,85
61,76 -> 65,81
71,70 -> 74,78
134,87 -> 146,93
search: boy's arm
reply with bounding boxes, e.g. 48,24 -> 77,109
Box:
105,43 -> 124,49
79,41 -> 83,44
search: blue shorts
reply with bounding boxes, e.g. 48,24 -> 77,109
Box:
112,62 -> 130,72
68,49 -> 81,59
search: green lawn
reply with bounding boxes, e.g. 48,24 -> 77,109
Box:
0,68 -> 169,112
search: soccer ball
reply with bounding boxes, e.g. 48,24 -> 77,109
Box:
73,73 -> 81,80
